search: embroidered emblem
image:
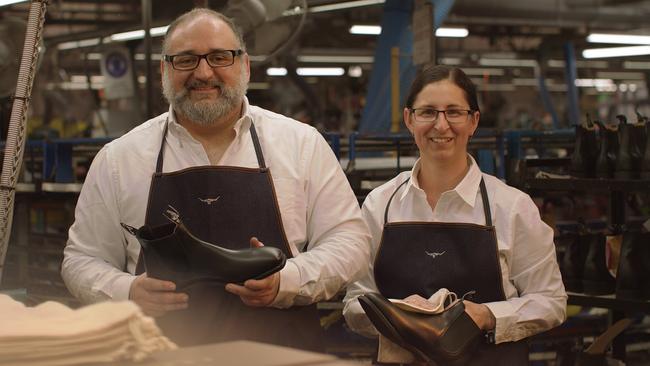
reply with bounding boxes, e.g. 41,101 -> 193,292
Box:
198,196 -> 221,205
425,250 -> 446,259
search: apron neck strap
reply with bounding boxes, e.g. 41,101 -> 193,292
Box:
384,178 -> 410,224
249,121 -> 267,169
479,178 -> 492,226
155,119 -> 169,173
383,176 -> 493,227
155,117 -> 267,173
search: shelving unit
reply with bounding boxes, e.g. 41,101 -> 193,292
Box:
525,170 -> 650,362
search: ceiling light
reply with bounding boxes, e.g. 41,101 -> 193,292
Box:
349,25 -> 468,38
297,55 -> 374,63
583,45 -> 650,59
435,28 -> 468,38
587,33 -> 650,45
349,25 -> 381,35
110,25 -> 168,42
266,67 -> 288,76
479,58 -> 537,67
0,0 -> 28,7
309,0 -> 385,13
574,78 -> 614,88
348,66 -> 363,77
297,67 -> 345,76
623,60 -> 650,69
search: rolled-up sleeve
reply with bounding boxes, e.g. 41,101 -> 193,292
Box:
272,132 -> 371,308
484,193 -> 567,343
61,147 -> 135,304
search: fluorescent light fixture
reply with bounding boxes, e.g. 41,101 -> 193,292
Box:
587,33 -> 650,45
297,67 -> 345,76
435,27 -> 468,38
595,71 -> 644,80
583,45 -> 650,59
350,25 -> 468,38
348,66 -> 363,77
310,0 -> 385,13
110,25 -> 168,42
349,25 -> 381,35
0,0 -> 28,7
479,58 -> 537,67
439,57 -> 461,65
574,78 -> 614,88
266,67 -> 288,76
297,55 -> 374,63
57,38 -> 102,50
249,82 -> 270,90
624,60 -> 650,69
462,68 -> 505,76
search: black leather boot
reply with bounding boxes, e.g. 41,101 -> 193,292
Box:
570,114 -> 600,178
595,120 -> 619,179
582,233 -> 616,295
615,114 -> 647,179
561,231 -> 589,293
616,231 -> 650,300
121,221 -> 287,288
638,113 -> 650,179
358,292 -> 482,366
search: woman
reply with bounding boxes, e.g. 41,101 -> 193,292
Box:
343,64 -> 567,364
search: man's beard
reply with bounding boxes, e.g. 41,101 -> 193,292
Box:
162,67 -> 248,126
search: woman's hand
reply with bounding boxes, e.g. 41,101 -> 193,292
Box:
463,300 -> 496,330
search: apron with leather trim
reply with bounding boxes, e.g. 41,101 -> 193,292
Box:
373,177 -> 528,365
136,119 -> 323,351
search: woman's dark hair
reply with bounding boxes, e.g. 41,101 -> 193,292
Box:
404,64 -> 480,112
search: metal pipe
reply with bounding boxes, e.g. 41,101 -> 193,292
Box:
141,0 -> 152,119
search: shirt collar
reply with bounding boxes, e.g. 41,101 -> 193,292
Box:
166,96 -> 253,140
400,154 -> 482,207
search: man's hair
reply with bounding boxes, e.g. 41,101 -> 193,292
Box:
162,8 -> 247,54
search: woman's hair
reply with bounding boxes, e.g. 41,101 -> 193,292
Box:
404,64 -> 480,112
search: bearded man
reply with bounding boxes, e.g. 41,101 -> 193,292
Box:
62,8 -> 370,351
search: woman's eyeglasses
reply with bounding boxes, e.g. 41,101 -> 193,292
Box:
409,108 -> 473,124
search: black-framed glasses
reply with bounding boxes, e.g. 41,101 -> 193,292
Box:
163,49 -> 244,71
409,108 -> 473,124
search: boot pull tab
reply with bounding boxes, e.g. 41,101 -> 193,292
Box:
460,290 -> 476,302
615,115 -> 627,125
163,205 -> 182,225
585,113 -> 593,128
120,223 -> 138,236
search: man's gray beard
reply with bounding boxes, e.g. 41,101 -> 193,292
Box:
162,67 -> 248,126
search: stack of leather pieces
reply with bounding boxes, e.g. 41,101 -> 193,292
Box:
0,295 -> 176,366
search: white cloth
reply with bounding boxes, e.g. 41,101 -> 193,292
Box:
343,156 -> 567,344
0,295 -> 176,366
62,97 -> 371,308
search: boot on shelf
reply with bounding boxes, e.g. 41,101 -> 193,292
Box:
582,232 -> 616,295
560,231 -> 589,293
640,113 -> 650,179
616,230 -> 650,301
570,114 -> 600,178
595,120 -> 620,179
615,114 -> 647,179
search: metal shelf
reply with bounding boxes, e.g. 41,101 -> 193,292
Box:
568,292 -> 650,313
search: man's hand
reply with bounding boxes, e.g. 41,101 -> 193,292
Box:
129,273 -> 188,317
224,237 -> 281,307
463,300 -> 496,330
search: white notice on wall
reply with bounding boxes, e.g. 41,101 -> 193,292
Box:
100,46 -> 134,100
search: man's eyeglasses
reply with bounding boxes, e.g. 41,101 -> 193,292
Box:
163,49 -> 243,71
409,108 -> 473,124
